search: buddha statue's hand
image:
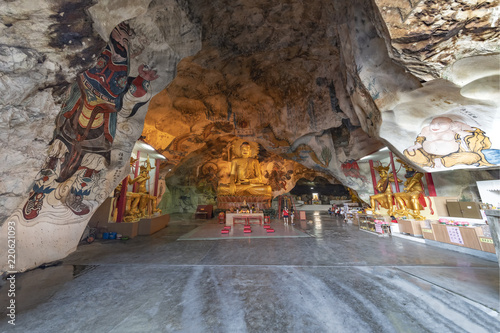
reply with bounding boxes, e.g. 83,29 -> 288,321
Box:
238,178 -> 251,185
249,178 -> 262,185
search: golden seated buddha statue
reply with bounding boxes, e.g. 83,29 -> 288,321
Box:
217,142 -> 272,198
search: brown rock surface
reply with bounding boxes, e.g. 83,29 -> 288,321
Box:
374,0 -> 500,80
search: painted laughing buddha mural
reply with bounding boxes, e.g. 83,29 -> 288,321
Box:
404,115 -> 499,171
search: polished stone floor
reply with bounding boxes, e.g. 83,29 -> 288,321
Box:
0,212 -> 499,332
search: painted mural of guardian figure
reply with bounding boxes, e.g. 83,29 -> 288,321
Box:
22,22 -> 158,220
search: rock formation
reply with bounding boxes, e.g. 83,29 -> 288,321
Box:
0,0 -> 498,271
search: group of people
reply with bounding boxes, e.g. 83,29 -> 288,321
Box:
328,205 -> 344,217
282,207 -> 294,224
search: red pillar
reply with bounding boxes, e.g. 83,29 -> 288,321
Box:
116,176 -> 129,223
389,152 -> 400,193
369,160 -> 378,194
425,173 -> 437,197
154,158 -> 160,197
132,151 -> 140,193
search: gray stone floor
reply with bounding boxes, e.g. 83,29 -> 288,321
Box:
1,212 -> 499,332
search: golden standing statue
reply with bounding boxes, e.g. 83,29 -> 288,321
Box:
124,156 -> 161,221
217,141 -> 272,197
366,165 -> 401,216
393,159 -> 426,220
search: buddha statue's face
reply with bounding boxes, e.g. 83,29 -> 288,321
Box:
241,144 -> 251,158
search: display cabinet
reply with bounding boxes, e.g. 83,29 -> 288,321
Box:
358,214 -> 391,236
431,223 -> 485,251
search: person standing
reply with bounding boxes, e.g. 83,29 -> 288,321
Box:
283,207 -> 289,224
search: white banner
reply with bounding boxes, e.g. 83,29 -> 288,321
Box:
446,226 -> 464,245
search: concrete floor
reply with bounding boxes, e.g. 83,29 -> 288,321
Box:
1,212 -> 499,332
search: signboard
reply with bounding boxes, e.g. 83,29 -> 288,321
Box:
235,128 -> 254,136
479,237 -> 493,244
299,211 -> 306,220
375,224 -> 383,234
446,226 -> 464,245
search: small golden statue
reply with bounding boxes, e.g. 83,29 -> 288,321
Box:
366,165 -> 401,216
347,187 -> 363,204
124,156 -> 161,222
393,159 -> 425,220
217,141 -> 272,197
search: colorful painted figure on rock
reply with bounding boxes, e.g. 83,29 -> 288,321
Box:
23,22 -> 158,220
404,116 -> 493,169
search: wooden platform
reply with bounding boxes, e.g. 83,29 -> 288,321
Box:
398,219 -> 423,236
138,214 -> 170,235
106,214 -> 170,238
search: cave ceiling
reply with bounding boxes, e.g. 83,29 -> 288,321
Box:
141,0 -> 500,197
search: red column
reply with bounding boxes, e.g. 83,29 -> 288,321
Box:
154,158 -> 160,197
389,152 -> 400,193
116,176 -> 129,223
425,173 -> 437,197
369,160 -> 378,194
132,151 -> 140,193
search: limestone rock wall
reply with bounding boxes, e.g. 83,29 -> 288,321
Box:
0,0 -> 201,272
144,0 -> 390,202
143,0 -> 499,204
374,0 -> 500,81
0,0 -> 107,224
373,0 -> 500,176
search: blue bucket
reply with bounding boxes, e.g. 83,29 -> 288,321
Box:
109,232 -> 117,240
102,232 -> 109,239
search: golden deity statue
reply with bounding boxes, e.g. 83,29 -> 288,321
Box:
347,187 -> 363,204
217,141 -> 272,198
124,156 -> 161,222
393,159 -> 425,220
366,165 -> 401,216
